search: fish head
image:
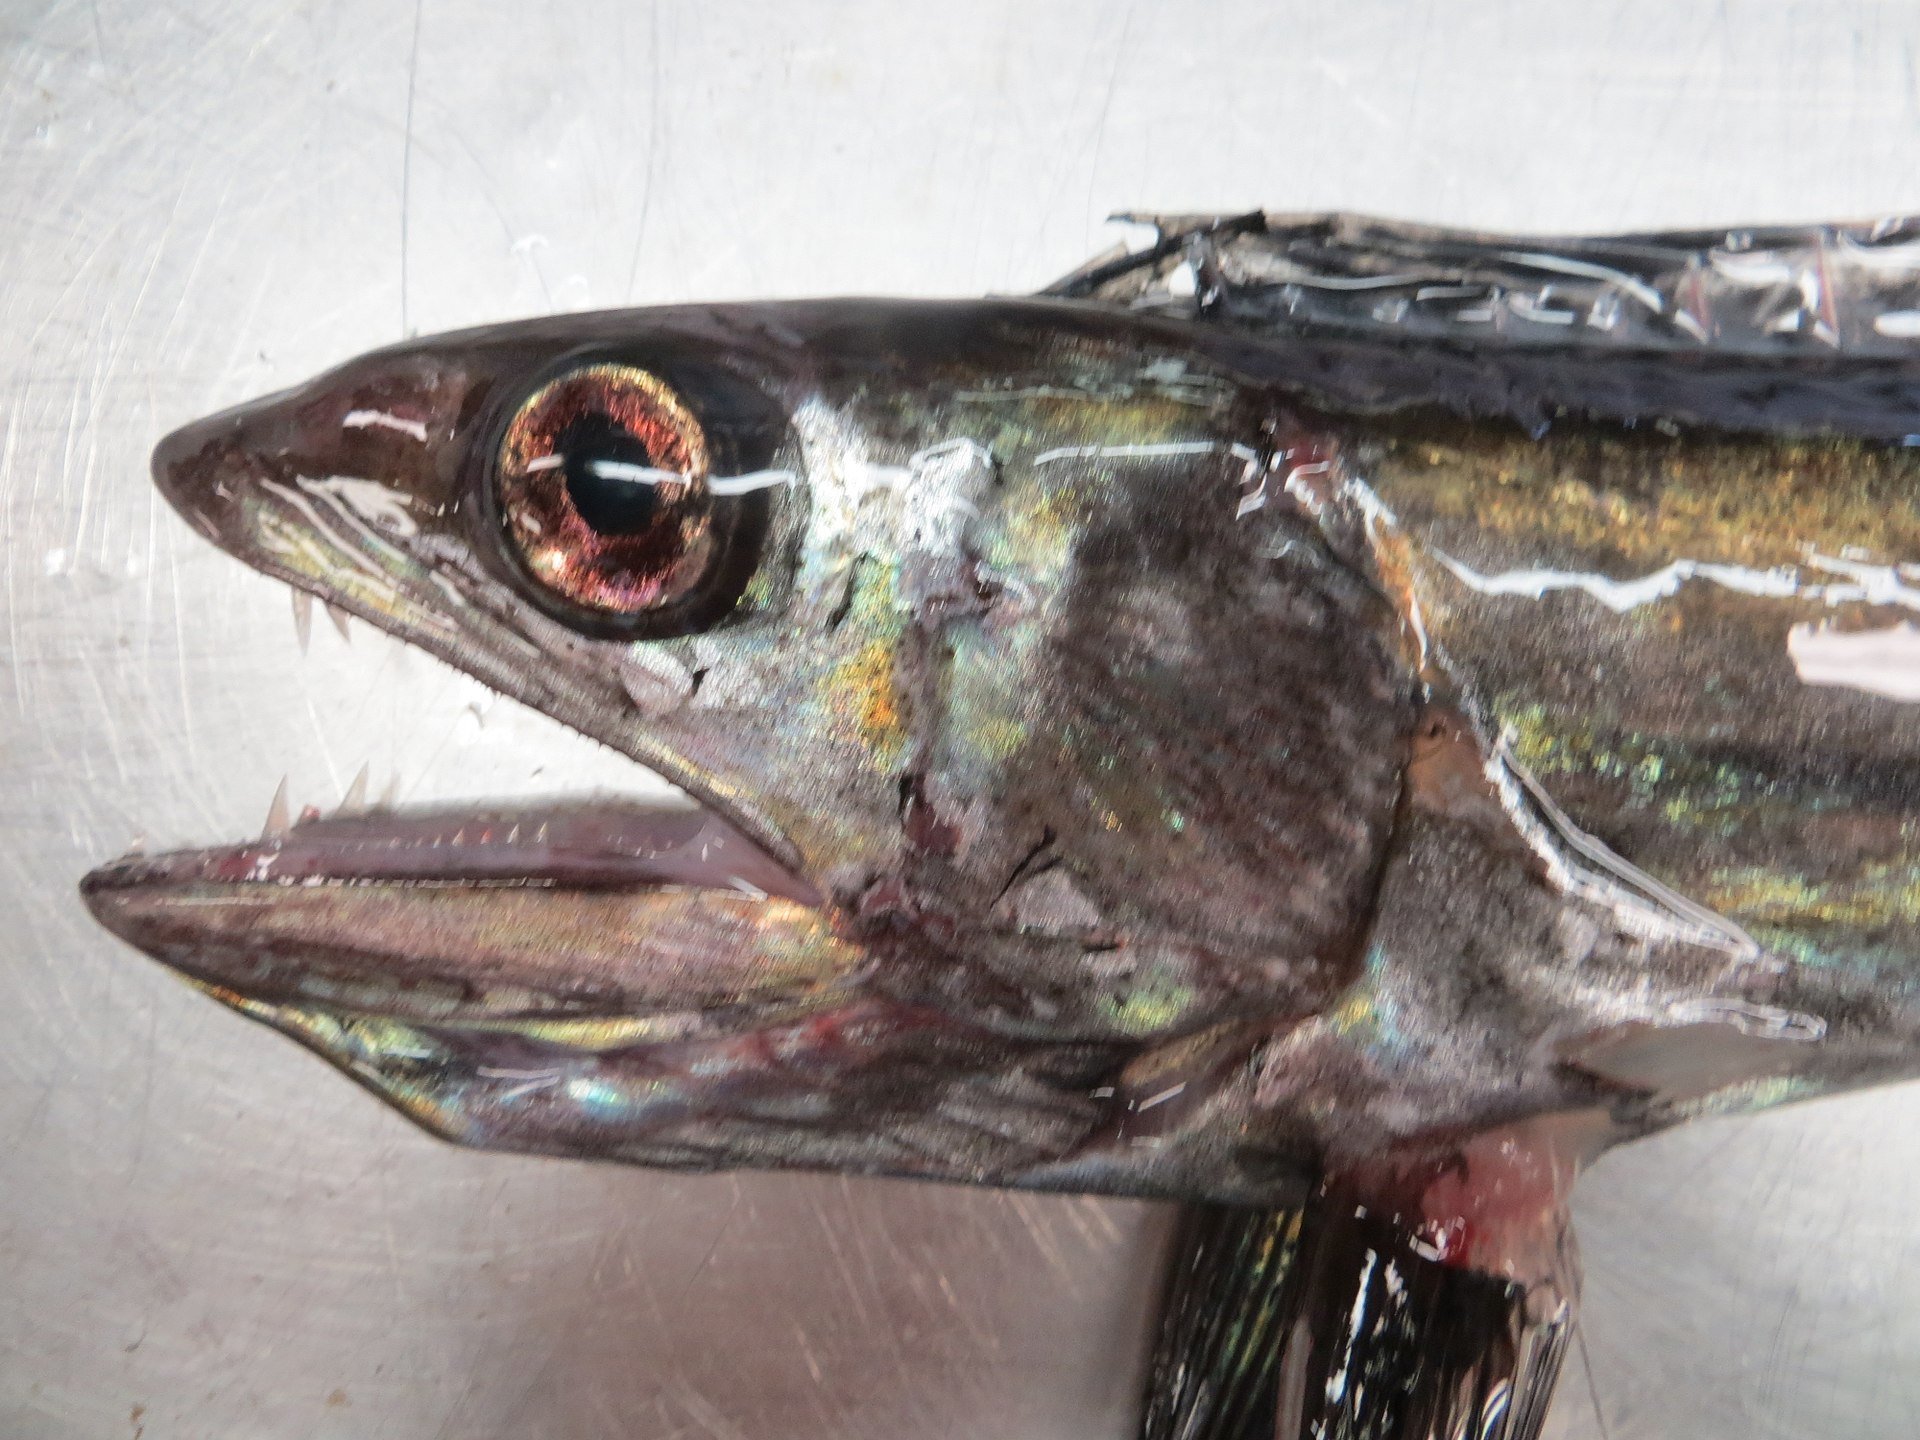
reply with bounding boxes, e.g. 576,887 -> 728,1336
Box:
84,299 -> 1412,1180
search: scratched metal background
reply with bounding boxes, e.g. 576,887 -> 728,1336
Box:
5,2 -> 1920,1436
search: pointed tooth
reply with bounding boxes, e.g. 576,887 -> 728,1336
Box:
291,590 -> 313,654
325,601 -> 353,642
262,777 -> 292,839
337,763 -> 370,818
125,833 -> 147,857
378,771 -> 402,811
297,804 -> 323,826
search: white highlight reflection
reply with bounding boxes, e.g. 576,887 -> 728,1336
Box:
342,408 -> 428,442
1438,550 -> 1920,615
534,456 -> 797,496
1788,621 -> 1920,702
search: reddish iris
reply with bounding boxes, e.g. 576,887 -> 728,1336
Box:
496,364 -> 716,614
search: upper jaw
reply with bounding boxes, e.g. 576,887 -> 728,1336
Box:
142,353 -> 814,880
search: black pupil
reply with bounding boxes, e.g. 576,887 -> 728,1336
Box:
559,412 -> 662,536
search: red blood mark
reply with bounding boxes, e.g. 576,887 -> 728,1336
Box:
1332,1111 -> 1611,1285
899,773 -> 961,857
1268,422 -> 1343,516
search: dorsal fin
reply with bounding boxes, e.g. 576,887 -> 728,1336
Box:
1047,212 -> 1920,441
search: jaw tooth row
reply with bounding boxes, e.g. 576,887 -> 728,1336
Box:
291,589 -> 312,653
263,777 -> 291,839
289,587 -> 353,652
338,764 -> 370,818
259,764 -> 389,840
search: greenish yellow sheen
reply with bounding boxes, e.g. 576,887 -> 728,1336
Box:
1369,426 -> 1920,571
1100,968 -> 1203,1037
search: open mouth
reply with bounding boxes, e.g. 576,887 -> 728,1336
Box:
76,374 -> 888,1161
80,476 -> 886,1168
80,764 -> 871,1165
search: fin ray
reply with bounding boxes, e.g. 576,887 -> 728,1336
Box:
1142,1196 -> 1577,1440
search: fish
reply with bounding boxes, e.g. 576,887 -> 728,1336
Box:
80,212 -> 1920,1439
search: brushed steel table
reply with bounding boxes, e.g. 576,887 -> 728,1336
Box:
5,3 -> 1919,1435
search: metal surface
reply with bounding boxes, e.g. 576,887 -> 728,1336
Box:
5,3 -> 1920,1436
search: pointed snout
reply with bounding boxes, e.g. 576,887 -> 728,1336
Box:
147,399 -> 284,543
150,406 -> 235,498
149,348 -> 487,545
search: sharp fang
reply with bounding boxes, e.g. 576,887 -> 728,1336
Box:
263,777 -> 292,839
337,763 -> 370,817
291,590 -> 313,654
325,601 -> 353,642
379,771 -> 402,811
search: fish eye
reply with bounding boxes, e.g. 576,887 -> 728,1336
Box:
493,362 -> 772,634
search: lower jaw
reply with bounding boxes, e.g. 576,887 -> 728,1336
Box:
79,794 -> 881,1163
79,795 -> 851,1025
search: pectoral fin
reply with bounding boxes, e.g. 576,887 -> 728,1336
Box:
1143,1196 -> 1577,1440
